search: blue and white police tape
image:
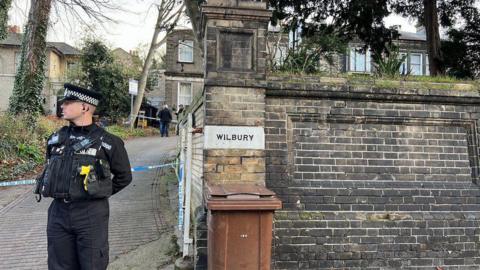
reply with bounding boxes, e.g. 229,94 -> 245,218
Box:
130,162 -> 176,172
0,162 -> 178,187
0,179 -> 36,187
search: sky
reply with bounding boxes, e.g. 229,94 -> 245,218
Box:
8,0 -> 190,54
8,1 -> 416,52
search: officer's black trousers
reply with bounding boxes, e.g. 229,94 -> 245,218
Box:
47,199 -> 109,270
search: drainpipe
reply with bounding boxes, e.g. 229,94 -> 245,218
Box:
183,113 -> 193,256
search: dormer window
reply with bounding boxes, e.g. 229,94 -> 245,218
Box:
178,40 -> 194,63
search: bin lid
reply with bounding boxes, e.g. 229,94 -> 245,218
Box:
205,184 -> 282,211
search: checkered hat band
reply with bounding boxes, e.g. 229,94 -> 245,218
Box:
64,89 -> 99,106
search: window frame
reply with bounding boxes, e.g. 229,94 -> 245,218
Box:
178,40 -> 194,63
409,53 -> 423,76
398,52 -> 408,75
425,54 -> 430,76
177,82 -> 193,107
349,47 -> 371,73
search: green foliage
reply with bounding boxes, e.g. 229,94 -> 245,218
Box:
443,8 -> 480,79
73,39 -> 134,122
373,45 -> 408,78
0,0 -> 12,40
277,46 -> 321,74
105,125 -> 158,140
275,34 -> 347,74
166,234 -> 181,258
269,0 -> 399,56
0,114 -> 49,181
17,143 -> 43,163
270,0 -> 479,71
9,23 -> 47,117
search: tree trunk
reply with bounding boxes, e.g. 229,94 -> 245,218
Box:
184,0 -> 203,54
129,3 -> 183,129
129,21 -> 163,129
424,0 -> 445,76
9,0 -> 52,115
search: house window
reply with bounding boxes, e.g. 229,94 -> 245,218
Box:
399,52 -> 408,75
67,62 -> 78,71
410,53 -> 422,75
349,48 -> 371,72
15,52 -> 22,73
178,82 -> 192,106
178,40 -> 194,63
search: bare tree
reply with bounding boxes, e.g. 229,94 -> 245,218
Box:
8,0 -> 123,115
130,0 -> 185,129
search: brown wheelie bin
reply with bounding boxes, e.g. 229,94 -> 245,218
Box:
205,183 -> 282,270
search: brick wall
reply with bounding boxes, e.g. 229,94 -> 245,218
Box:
164,79 -> 203,109
205,86 -> 265,126
204,86 -> 266,185
191,98 -> 207,269
265,78 -> 480,269
165,29 -> 203,76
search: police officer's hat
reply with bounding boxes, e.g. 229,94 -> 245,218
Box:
60,83 -> 102,107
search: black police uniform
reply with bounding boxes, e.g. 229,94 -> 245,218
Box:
35,84 -> 132,270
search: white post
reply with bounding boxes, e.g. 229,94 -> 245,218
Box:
130,94 -> 134,129
128,79 -> 138,130
178,124 -> 186,231
182,113 -> 193,256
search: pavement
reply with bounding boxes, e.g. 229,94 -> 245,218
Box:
0,135 -> 179,270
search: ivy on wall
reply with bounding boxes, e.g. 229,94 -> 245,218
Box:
0,0 -> 12,40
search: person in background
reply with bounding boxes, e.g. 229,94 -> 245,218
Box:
176,104 -> 184,119
174,104 -> 185,136
157,104 -> 172,137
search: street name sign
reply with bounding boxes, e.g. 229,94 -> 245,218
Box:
204,126 -> 264,149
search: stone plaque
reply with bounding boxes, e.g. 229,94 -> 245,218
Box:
204,126 -> 264,149
218,31 -> 254,70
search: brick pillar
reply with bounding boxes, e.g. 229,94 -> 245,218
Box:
193,2 -> 272,269
200,0 -> 272,186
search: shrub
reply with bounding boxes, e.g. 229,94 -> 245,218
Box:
105,125 -> 158,140
0,114 -> 47,181
373,45 -> 408,79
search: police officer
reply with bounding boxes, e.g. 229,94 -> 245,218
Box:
36,83 -> 132,270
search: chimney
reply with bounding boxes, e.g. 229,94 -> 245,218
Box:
8,25 -> 21,34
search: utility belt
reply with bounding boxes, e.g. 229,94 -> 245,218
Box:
34,128 -> 112,202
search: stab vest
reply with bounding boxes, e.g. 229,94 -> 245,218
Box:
35,126 -> 112,201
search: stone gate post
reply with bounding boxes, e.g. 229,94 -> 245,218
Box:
200,1 -> 271,187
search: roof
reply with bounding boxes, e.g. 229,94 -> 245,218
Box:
0,32 -> 80,55
0,32 -> 22,46
399,31 -> 426,41
170,29 -> 194,36
47,42 -> 81,56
